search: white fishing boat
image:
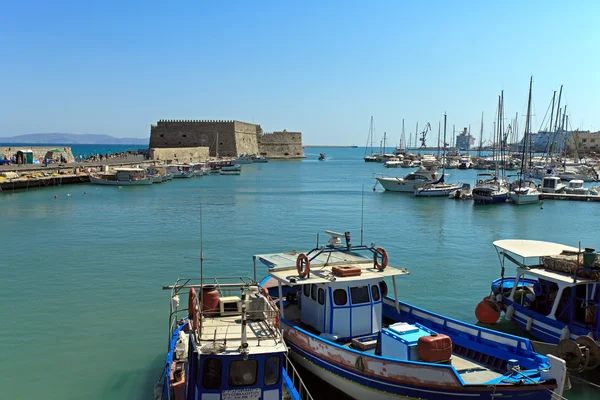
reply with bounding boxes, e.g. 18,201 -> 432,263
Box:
257,230 -> 567,400
564,179 -> 590,195
167,164 -> 195,179
541,176 -> 565,193
383,158 -> 402,168
89,168 -> 153,186
375,166 -> 439,192
233,154 -> 254,164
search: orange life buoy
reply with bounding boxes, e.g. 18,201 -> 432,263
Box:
374,247 -> 388,270
296,254 -> 310,278
188,288 -> 198,331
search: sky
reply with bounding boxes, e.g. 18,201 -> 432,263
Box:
1,1 -> 599,145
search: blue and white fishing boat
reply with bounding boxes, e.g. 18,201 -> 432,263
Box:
156,275 -> 312,400
478,240 -> 600,373
257,230 -> 567,399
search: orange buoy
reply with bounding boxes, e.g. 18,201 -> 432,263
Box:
296,254 -> 310,278
475,299 -> 501,324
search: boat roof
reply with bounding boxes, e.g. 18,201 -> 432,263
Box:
517,266 -> 595,285
493,240 -> 580,259
257,250 -> 409,285
114,167 -> 145,171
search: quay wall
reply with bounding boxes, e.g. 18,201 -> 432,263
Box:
0,146 -> 75,162
149,147 -> 210,163
149,120 -> 304,159
257,131 -> 305,159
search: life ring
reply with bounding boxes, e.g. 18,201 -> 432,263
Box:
188,288 -> 199,331
296,254 -> 310,278
374,247 -> 388,270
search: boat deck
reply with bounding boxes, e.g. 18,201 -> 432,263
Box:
281,302 -> 502,384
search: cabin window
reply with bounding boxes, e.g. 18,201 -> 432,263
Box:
350,286 -> 370,305
229,360 -> 258,387
371,285 -> 380,301
311,284 -> 317,301
201,358 -> 222,389
333,289 -> 347,306
264,356 -> 280,386
303,285 -> 310,297
318,288 -> 325,305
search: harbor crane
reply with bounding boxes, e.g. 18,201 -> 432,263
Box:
419,122 -> 431,148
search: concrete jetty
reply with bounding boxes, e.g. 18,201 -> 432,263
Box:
540,193 -> 600,202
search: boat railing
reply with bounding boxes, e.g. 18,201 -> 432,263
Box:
284,353 -> 314,400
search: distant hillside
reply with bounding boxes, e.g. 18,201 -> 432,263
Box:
0,133 -> 148,145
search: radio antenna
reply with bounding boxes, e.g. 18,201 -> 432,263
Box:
360,184 -> 365,245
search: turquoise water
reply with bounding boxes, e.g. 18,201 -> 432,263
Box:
1,147 -> 598,399
0,143 -> 145,158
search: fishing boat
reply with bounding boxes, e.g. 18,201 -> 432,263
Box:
251,155 -> 269,163
541,176 -> 565,193
383,158 -> 403,168
375,166 -> 439,193
233,154 -> 254,164
564,180 -> 590,195
156,276 -> 311,400
257,230 -> 567,400
167,165 -> 195,179
220,164 -> 242,175
458,156 -> 473,169
89,168 -> 153,186
476,240 -> 600,374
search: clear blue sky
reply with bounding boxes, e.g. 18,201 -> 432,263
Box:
1,1 -> 599,145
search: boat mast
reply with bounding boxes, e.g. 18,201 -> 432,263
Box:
478,112 -> 484,157
442,113 -> 447,181
370,116 -> 374,155
216,131 -> 219,158
520,76 -> 533,189
437,121 -> 441,157
415,122 -> 418,150
547,90 -> 556,159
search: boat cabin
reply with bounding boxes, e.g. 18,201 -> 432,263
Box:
541,176 -> 565,193
160,277 -> 292,400
493,240 -> 600,342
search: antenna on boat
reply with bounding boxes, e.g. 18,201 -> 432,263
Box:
360,184 -> 365,246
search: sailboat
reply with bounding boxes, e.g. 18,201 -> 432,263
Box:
414,113 -> 463,197
472,93 -> 509,204
363,116 -> 378,162
511,77 -> 542,205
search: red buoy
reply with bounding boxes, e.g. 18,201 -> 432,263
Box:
475,299 -> 501,324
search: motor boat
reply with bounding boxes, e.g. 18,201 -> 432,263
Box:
375,166 -> 439,192
541,176 -> 565,193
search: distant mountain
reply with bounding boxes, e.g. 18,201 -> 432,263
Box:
0,133 -> 149,145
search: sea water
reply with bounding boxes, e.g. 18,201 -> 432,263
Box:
1,147 -> 598,399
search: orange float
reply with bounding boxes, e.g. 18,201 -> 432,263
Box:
374,247 -> 388,270
475,298 -> 501,324
296,253 -> 310,278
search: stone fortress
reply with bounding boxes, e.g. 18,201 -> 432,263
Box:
149,120 -> 305,162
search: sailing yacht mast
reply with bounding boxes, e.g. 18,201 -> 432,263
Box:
437,121 -> 441,157
520,76 -> 533,189
478,112 -> 484,157
442,113 -> 447,181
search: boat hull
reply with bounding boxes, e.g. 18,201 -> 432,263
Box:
472,190 -> 508,204
510,193 -> 540,205
377,178 -> 431,193
89,175 -> 153,185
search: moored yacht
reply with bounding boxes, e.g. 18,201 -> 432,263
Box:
541,176 -> 566,193
510,179 -> 541,205
564,179 -> 590,195
375,166 -> 439,192
472,173 -> 509,204
257,230 -> 567,400
89,168 -> 153,186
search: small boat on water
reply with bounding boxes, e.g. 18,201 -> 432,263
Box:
220,164 -> 241,175
472,173 -> 509,204
257,230 -> 567,400
89,168 -> 153,186
564,179 -> 590,195
167,165 -> 195,179
477,240 -> 600,374
458,156 -> 473,169
318,153 -> 326,161
375,166 -> 439,192
510,179 -> 541,205
414,179 -> 463,197
156,274 -> 311,400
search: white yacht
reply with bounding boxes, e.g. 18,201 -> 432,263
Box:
167,164 -> 195,178
564,179 -> 589,195
510,180 -> 541,205
376,166 -> 439,192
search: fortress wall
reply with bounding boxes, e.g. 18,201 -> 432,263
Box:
234,121 -> 260,155
149,147 -> 209,163
257,132 -> 305,159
